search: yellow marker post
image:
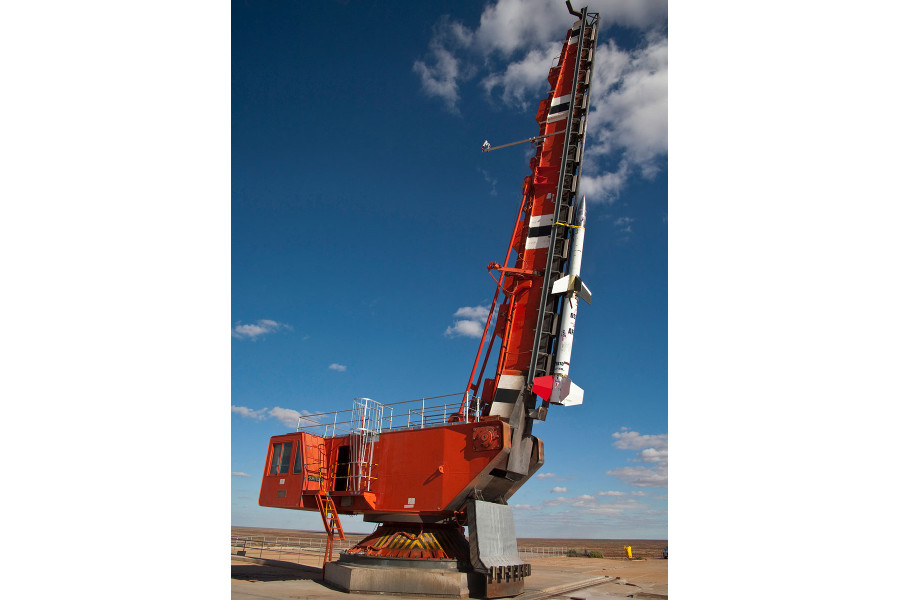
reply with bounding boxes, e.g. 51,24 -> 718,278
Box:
625,545 -> 633,559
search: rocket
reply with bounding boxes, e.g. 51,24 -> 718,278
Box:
532,196 -> 591,407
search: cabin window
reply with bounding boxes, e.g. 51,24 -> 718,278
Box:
279,442 -> 292,473
268,442 -> 293,475
293,443 -> 304,474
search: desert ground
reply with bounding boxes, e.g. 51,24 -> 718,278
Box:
232,526 -> 667,599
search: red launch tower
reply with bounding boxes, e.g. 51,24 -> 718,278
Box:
258,5 -> 600,597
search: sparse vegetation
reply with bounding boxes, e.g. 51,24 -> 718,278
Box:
566,548 -> 604,558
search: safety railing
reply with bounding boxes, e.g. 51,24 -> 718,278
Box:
295,393 -> 474,438
233,537 -> 622,562
517,546 -> 568,559
230,535 -> 354,561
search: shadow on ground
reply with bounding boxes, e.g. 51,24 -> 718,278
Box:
231,564 -> 322,582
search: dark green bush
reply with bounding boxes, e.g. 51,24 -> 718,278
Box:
565,548 -> 603,558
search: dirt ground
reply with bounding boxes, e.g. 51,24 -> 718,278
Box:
232,526 -> 667,599
231,555 -> 666,599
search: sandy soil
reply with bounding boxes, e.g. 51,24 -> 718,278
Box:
232,526 -> 667,599
231,555 -> 666,599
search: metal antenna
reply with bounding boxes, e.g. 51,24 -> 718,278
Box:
481,130 -> 565,153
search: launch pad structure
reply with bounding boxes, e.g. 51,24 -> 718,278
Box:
258,4 -> 601,598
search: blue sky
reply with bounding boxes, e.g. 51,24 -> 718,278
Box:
231,0 -> 668,539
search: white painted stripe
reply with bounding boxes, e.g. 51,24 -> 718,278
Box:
550,93 -> 571,107
525,236 -> 550,250
528,213 -> 554,228
497,374 -> 525,390
568,21 -> 582,44
547,112 -> 568,123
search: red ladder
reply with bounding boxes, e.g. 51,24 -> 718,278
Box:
315,492 -> 345,568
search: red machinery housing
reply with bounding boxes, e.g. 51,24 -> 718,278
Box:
259,410 -> 511,516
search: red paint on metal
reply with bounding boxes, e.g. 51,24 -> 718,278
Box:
259,420 -> 510,516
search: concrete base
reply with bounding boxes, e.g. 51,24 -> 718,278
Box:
324,555 -> 473,598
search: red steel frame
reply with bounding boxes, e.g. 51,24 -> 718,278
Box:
258,14 -> 598,575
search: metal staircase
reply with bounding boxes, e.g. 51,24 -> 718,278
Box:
304,438 -> 345,569
314,490 -> 345,567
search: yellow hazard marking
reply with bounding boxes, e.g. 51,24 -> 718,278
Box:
555,222 -> 584,229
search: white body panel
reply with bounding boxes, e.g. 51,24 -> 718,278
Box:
553,198 -> 586,377
553,295 -> 579,376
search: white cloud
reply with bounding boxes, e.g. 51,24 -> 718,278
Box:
413,47 -> 462,113
232,472 -> 250,477
416,0 -> 666,112
612,428 -> 668,452
411,16 -> 476,113
596,490 -> 627,496
535,472 -> 557,480
328,363 -> 347,372
580,505 -> 628,515
445,305 -> 491,338
268,406 -> 302,428
614,216 -> 634,233
580,35 -> 668,207
414,3 -> 667,207
607,428 -> 668,488
481,42 -> 560,110
580,161 -> 629,204
540,495 -> 639,514
589,0 -> 668,31
473,0 -> 572,56
471,0 -> 666,55
447,320 -> 486,337
544,496 -> 575,506
638,447 -> 667,463
232,319 -> 292,340
453,306 -> 488,320
550,486 -> 567,493
512,503 -> 541,511
232,405 -> 319,429
231,405 -> 268,419
584,35 -> 668,182
606,465 -> 667,488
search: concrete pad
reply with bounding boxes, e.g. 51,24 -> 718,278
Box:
324,560 -> 471,598
232,555 -> 667,600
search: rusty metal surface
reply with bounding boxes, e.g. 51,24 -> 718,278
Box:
484,576 -> 526,598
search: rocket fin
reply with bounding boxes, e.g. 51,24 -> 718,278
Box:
544,376 -> 584,406
532,375 -> 554,401
576,279 -> 591,304
550,275 -> 590,304
560,381 -> 584,407
550,275 -> 571,296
